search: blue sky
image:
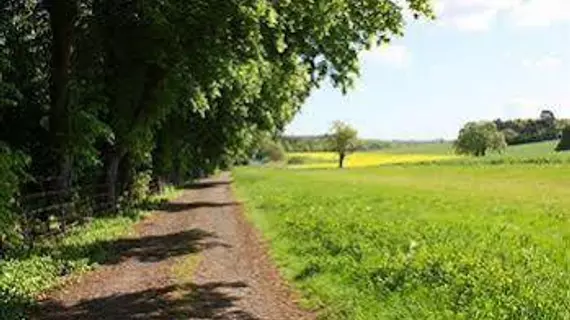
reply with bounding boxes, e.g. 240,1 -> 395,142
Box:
286,0 -> 570,140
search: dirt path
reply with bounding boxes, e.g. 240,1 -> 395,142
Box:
35,173 -> 313,320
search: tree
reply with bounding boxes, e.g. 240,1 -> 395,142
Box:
0,0 -> 435,257
555,126 -> 570,152
256,138 -> 286,162
454,122 -> 506,157
328,121 -> 358,168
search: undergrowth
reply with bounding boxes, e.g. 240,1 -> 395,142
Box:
0,188 -> 179,320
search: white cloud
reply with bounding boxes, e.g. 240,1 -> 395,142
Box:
509,0 -> 570,27
437,0 -> 570,32
445,0 -> 519,11
451,9 -> 497,31
522,55 -> 563,71
504,97 -> 570,119
361,44 -> 411,68
503,98 -> 542,119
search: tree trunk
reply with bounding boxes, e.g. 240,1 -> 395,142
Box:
118,152 -> 135,199
47,0 -> 77,191
173,156 -> 182,186
57,154 -> 73,232
104,147 -> 125,210
339,152 -> 345,169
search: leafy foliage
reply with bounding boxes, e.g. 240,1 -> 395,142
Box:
493,110 -> 563,145
455,122 -> 506,157
255,138 -> 286,163
0,145 -> 28,254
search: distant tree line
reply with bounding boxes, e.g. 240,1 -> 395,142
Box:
494,110 -> 569,145
455,110 -> 570,156
281,135 -> 390,152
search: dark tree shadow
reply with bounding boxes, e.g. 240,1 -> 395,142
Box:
138,198 -> 239,213
34,281 -> 260,320
181,180 -> 233,190
158,201 -> 240,213
58,228 -> 231,266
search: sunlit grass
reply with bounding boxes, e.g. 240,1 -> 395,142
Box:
234,165 -> 570,319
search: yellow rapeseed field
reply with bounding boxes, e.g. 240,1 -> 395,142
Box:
287,152 -> 458,168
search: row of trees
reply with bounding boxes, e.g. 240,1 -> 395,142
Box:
493,110 -> 569,145
455,120 -> 570,157
1,1 -> 434,251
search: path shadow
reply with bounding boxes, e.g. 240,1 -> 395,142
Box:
59,228 -> 231,266
138,198 -> 239,213
182,180 -> 233,190
34,281 -> 259,320
159,201 -> 240,213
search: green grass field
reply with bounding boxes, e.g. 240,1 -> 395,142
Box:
234,164 -> 570,319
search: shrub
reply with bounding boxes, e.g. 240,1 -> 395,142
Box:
0,145 -> 28,255
130,171 -> 152,206
258,140 -> 286,162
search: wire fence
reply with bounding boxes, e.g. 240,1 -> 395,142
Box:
16,181 -> 110,245
14,177 -> 163,248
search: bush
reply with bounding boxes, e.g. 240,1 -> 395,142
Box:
258,140 -> 286,162
0,146 -> 28,255
129,171 -> 152,206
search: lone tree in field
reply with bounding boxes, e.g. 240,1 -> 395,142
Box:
329,121 -> 358,168
555,126 -> 570,152
454,121 -> 507,157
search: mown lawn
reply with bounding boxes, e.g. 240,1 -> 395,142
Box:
234,165 -> 570,319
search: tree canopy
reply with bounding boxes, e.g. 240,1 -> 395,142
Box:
455,122 -> 507,157
493,110 -> 562,145
0,0 -> 434,255
328,121 -> 359,168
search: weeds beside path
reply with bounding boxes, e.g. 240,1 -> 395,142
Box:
34,173 -> 312,320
